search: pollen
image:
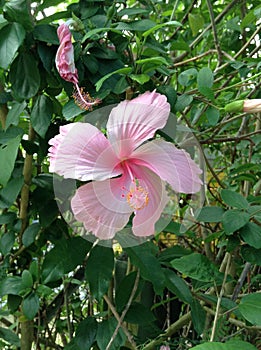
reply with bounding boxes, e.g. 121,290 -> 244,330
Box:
73,84 -> 101,111
124,181 -> 149,211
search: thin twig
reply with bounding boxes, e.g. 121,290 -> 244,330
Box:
231,262 -> 251,302
210,252 -> 231,342
105,270 -> 140,350
206,0 -> 223,67
103,294 -> 137,350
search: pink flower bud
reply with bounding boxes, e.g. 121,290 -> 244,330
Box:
55,23 -> 79,85
243,99 -> 261,113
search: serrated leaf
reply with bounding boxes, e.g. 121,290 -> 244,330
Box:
196,206 -> 224,222
0,23 -> 25,69
239,222 -> 261,249
221,189 -> 249,209
171,253 -> 223,282
222,210 -> 250,235
241,245 -> 261,266
85,246 -> 114,301
239,293 -> 261,325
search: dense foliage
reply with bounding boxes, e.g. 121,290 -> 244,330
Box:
0,0 -> 260,349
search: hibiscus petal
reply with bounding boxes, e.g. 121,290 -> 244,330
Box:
48,122 -> 121,181
130,139 -> 203,194
129,165 -> 169,237
71,177 -> 133,240
106,91 -> 170,158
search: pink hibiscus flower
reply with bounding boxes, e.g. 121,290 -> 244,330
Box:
55,22 -> 100,110
48,91 -> 202,240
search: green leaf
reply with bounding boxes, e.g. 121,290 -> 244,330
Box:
42,237 -> 91,284
22,223 -> 41,247
239,293 -> 261,326
196,206 -> 224,222
21,270 -> 33,289
164,269 -> 193,304
191,299 -> 206,334
0,176 -> 24,208
198,67 -> 214,88
95,67 -> 132,91
22,292 -> 40,320
171,253 -> 223,282
240,222 -> 261,249
31,95 -> 53,138
0,23 -> 26,69
0,327 -> 20,347
0,276 -> 23,296
62,99 -> 83,120
5,101 -> 27,130
75,317 -> 97,349
221,189 -> 249,209
178,68 -> 198,87
85,246 -> 114,301
129,73 -> 150,84
10,52 -> 40,99
241,245 -> 261,266
96,318 -> 125,350
0,232 -> 15,255
174,94 -> 193,112
206,106 -> 220,126
188,13 -> 205,36
3,0 -> 34,30
115,271 -> 140,312
125,242 -> 165,295
33,24 -> 59,44
135,56 -> 169,66
124,302 -> 156,324
0,135 -> 21,186
222,210 -> 250,235
142,20 -> 182,38
190,340 -> 257,350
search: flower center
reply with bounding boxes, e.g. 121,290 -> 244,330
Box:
122,179 -> 149,211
